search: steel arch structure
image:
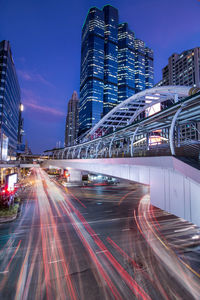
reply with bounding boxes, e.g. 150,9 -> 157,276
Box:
86,86 -> 192,140
45,86 -> 200,161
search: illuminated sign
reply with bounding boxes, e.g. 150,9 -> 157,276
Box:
2,134 -> 8,161
6,173 -> 18,191
64,170 -> 70,178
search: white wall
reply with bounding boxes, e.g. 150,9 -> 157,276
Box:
42,157 -> 200,227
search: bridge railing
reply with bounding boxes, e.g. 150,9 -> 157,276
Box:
47,90 -> 200,163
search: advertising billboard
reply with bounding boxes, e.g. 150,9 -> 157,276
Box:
6,173 -> 18,191
2,134 -> 8,161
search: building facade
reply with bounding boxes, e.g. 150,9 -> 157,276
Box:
65,91 -> 79,146
155,48 -> 200,144
103,5 -> 118,115
161,48 -> 200,87
79,5 -> 154,135
0,40 -> 21,160
118,25 -> 153,102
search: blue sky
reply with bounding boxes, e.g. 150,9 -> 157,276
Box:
0,0 -> 200,153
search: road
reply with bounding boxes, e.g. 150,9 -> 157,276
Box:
0,167 -> 199,299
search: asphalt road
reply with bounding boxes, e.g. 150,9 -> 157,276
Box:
0,167 -> 199,300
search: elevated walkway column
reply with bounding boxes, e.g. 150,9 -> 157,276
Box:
78,147 -> 82,159
169,106 -> 184,155
95,141 -> 101,158
131,127 -> 139,157
109,135 -> 115,158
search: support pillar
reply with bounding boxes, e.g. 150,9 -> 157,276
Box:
85,145 -> 90,159
78,147 -> 82,159
169,107 -> 184,155
72,148 -> 76,159
62,148 -> 67,159
131,127 -> 139,157
95,141 -> 101,158
109,135 -> 115,158
67,148 -> 70,159
146,132 -> 149,150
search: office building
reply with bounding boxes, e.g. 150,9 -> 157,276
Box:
79,5 -> 154,135
0,40 -> 21,160
65,91 -> 79,146
160,48 -> 200,87
118,24 -> 153,102
103,5 -> 119,115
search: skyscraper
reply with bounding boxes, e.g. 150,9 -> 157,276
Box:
79,5 -> 154,135
159,48 -> 200,87
103,5 -> 118,115
79,7 -> 105,136
118,23 -> 135,103
0,40 -> 21,160
17,103 -> 25,153
65,91 -> 79,146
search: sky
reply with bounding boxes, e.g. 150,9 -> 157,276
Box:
0,0 -> 200,153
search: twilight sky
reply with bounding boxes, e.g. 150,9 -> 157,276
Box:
0,0 -> 200,153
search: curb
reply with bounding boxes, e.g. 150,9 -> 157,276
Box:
0,203 -> 20,224
0,214 -> 18,223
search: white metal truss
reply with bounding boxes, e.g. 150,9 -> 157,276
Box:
87,86 -> 191,139
45,86 -> 200,160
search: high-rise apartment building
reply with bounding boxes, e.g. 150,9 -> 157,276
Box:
155,48 -> 200,143
160,48 -> 200,87
65,91 -> 79,146
79,5 -> 154,135
0,40 -> 21,160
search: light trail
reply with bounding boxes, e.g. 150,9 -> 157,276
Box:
0,167 -> 198,299
52,179 -> 151,300
135,194 -> 200,299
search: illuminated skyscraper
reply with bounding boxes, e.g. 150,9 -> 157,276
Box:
79,7 -> 105,136
65,91 -> 79,146
79,5 -> 154,135
103,5 -> 118,115
118,23 -> 135,103
0,40 -> 21,160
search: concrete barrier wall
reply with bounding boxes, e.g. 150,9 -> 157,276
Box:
42,157 -> 200,227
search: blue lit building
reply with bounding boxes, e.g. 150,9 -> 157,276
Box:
118,23 -> 135,103
103,5 -> 118,115
0,40 -> 22,160
79,5 -> 154,135
134,39 -> 154,93
79,7 -> 105,136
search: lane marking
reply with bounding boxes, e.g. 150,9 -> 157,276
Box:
49,259 -> 64,264
96,250 -> 108,254
0,270 -> 9,274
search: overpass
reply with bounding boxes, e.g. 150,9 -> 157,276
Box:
43,86 -> 200,226
0,161 -> 40,168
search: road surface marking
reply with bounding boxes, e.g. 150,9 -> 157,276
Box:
96,250 -> 108,254
0,270 -> 9,274
49,259 -> 64,264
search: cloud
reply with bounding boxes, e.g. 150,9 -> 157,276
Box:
18,70 -> 54,87
17,57 -> 26,64
25,102 -> 65,116
21,88 -> 65,119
